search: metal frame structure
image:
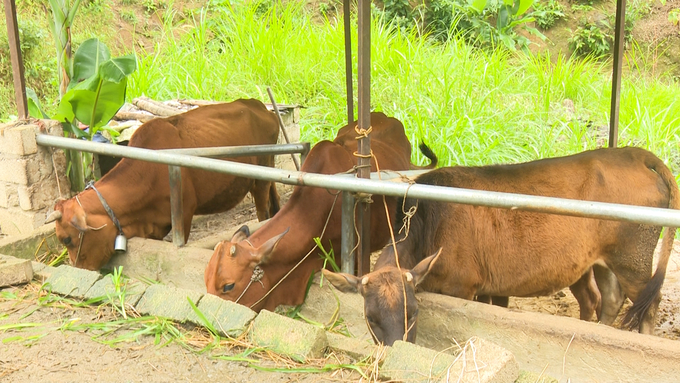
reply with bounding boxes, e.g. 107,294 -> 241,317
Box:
6,0 -> 635,276
35,133 -> 680,227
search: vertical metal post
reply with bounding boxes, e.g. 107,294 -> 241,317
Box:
266,87 -> 301,171
168,165 -> 186,247
341,191 -> 356,275
356,0 -> 371,276
608,0 -> 626,148
343,0 -> 354,125
4,0 -> 28,119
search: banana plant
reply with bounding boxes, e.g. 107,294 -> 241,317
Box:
46,0 -> 82,98
28,38 -> 137,191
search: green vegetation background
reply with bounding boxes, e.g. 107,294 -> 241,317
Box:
1,0 -> 679,175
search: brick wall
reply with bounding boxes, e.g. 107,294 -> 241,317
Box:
0,120 -> 71,236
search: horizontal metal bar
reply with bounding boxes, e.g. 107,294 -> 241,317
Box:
37,134 -> 680,228
160,143 -> 309,158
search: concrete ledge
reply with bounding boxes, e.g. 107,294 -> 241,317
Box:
381,338 -> 518,383
31,261 -> 56,281
416,292 -> 680,383
187,293 -> 256,338
0,256 -> 33,287
250,310 -> 329,362
327,332 -> 379,361
44,265 -> 101,297
84,274 -> 147,306
106,237 -> 213,292
0,225 -> 58,260
135,284 -> 203,322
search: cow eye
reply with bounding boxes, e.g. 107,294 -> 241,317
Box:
62,237 -> 72,246
222,283 -> 235,293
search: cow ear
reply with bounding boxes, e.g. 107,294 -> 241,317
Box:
252,227 -> 289,265
407,247 -> 442,287
231,225 -> 250,242
70,205 -> 88,232
322,269 -> 363,294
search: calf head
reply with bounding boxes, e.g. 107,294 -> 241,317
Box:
204,225 -> 289,310
47,198 -> 119,270
322,249 -> 441,346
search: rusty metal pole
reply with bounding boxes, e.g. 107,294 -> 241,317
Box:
168,165 -> 185,247
4,0 -> 28,119
343,0 -> 354,125
356,0 -> 371,276
608,0 -> 626,148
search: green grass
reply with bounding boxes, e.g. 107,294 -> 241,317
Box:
2,0 -> 679,175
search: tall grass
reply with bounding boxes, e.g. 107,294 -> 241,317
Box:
3,0 -> 679,174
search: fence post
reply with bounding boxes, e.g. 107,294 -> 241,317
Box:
168,165 -> 185,247
341,191 -> 356,275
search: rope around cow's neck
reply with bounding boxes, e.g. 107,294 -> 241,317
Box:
246,191 -> 340,310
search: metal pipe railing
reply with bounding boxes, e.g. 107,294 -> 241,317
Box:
37,134 -> 680,229
159,143 -> 309,158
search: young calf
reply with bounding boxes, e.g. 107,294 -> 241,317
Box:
325,147 -> 678,345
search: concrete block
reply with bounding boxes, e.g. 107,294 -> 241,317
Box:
31,261 -> 56,282
44,265 -> 102,298
4,125 -> 38,156
17,182 -> 61,211
515,370 -> 558,383
381,338 -> 518,383
134,284 -> 203,322
0,158 -> 29,185
0,209 -> 49,236
0,183 -> 9,208
0,225 -> 59,260
250,309 -> 328,362
186,293 -> 256,338
0,256 -> 33,287
327,332 -> 379,361
105,237 -> 213,292
84,274 -> 147,306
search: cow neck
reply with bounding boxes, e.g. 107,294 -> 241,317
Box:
88,178 -> 158,239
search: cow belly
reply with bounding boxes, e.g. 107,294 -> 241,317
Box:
194,173 -> 254,215
435,211 -> 610,299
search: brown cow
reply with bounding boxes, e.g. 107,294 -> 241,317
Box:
204,112 -> 438,311
45,99 -> 281,270
324,147 -> 678,345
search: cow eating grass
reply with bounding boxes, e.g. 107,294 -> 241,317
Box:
324,147 -> 678,345
204,112 -> 438,311
46,99 -> 281,270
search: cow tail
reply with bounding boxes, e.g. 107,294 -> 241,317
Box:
622,154 -> 679,330
414,142 -> 438,170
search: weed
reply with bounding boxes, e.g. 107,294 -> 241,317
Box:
120,0 -> 137,4
570,4 -> 594,12
532,0 -> 565,30
569,21 -> 612,58
120,9 -> 138,24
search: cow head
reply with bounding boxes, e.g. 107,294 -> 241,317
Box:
322,249 -> 441,346
47,198 -> 119,270
204,225 -> 289,310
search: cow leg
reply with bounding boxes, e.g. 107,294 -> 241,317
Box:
569,268 -> 601,321
251,180 -> 278,221
593,264 -> 625,326
475,295 -> 509,307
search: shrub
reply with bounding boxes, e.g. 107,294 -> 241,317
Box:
569,21 -> 612,58
532,0 -> 565,30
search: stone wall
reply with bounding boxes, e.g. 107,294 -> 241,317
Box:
0,120 -> 71,236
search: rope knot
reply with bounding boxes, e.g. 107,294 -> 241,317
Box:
354,125 -> 373,139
